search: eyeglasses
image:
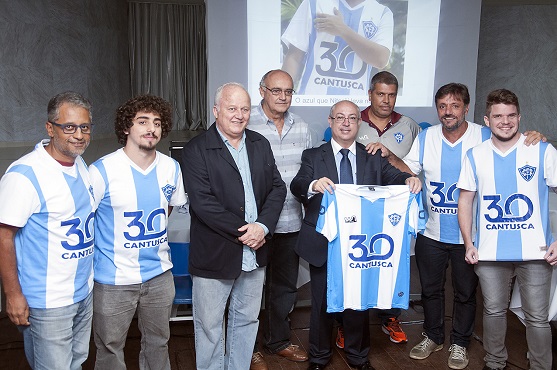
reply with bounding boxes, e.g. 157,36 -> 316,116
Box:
330,115 -> 359,124
261,86 -> 295,96
49,121 -> 93,134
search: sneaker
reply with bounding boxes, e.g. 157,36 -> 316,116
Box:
250,352 -> 268,370
381,317 -> 408,343
448,344 -> 469,369
409,333 -> 443,360
336,326 -> 345,349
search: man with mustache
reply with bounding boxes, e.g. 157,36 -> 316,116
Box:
0,92 -> 95,369
89,95 -> 187,370
380,83 -> 544,369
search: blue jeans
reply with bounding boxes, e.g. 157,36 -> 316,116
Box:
93,270 -> 175,370
21,291 -> 93,370
415,234 -> 478,347
262,232 -> 300,352
192,267 -> 265,370
476,261 -> 552,370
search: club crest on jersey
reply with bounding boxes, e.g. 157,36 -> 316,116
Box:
518,165 -> 536,182
161,184 -> 176,202
393,132 -> 404,144
388,213 -> 401,226
363,21 -> 378,39
344,215 -> 357,223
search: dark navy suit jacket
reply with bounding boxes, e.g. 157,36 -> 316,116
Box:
290,141 -> 411,267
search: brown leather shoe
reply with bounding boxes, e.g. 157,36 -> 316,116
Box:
275,343 -> 309,362
250,352 -> 268,370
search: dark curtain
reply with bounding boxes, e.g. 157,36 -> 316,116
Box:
128,2 -> 207,130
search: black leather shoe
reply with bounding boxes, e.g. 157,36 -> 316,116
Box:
350,361 -> 375,370
307,362 -> 326,370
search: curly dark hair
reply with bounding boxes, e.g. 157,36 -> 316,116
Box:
115,95 -> 173,145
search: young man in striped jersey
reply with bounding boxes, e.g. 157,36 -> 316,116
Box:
458,89 -> 557,370
378,83 -> 544,369
90,95 -> 186,370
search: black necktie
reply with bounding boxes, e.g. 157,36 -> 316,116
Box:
339,148 -> 353,184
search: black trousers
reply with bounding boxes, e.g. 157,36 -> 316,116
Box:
308,263 -> 370,366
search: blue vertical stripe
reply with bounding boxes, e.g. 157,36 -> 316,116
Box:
391,195 -> 413,308
299,0 -> 318,94
538,143 -> 553,246
360,196 -> 385,308
132,168 -> 165,280
494,151 -> 521,260
439,141 -> 462,240
10,164 -> 49,307
63,171 -> 94,301
93,162 -> 117,284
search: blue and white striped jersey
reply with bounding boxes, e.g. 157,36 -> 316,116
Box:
282,0 -> 393,95
90,149 -> 187,285
317,184 -> 424,312
0,140 -> 95,308
458,136 -> 557,261
404,122 -> 491,244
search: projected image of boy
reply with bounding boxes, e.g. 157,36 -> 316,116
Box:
282,0 -> 393,96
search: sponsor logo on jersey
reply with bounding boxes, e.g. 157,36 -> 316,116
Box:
363,21 -> 378,39
344,215 -> 357,223
518,164 -> 536,182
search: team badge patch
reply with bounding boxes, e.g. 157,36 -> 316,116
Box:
518,165 -> 536,182
388,213 -> 401,226
363,21 -> 378,39
393,132 -> 404,144
161,184 -> 176,202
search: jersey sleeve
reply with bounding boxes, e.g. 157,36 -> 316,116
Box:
543,143 -> 557,187
170,162 -> 188,207
403,134 -> 422,176
0,170 -> 40,228
456,150 -> 477,192
281,0 -> 312,52
88,162 -> 107,209
407,193 -> 425,237
316,190 -> 338,242
370,5 -> 394,51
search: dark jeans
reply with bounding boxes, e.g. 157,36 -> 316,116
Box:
262,232 -> 301,352
415,234 -> 478,348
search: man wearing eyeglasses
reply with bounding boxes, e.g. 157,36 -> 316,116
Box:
247,69 -> 311,369
89,95 -> 186,370
0,92 -> 95,369
291,100 -> 421,370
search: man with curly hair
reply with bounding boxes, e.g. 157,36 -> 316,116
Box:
89,95 -> 187,370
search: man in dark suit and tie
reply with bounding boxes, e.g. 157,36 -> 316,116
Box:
290,100 -> 421,370
181,82 -> 286,370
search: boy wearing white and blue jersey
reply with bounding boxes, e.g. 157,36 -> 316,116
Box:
380,83 -> 545,370
90,95 -> 186,370
0,92 -> 95,369
458,89 -> 557,370
282,0 -> 393,96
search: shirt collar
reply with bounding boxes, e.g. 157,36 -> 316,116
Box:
331,138 -> 356,156
257,101 -> 294,128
